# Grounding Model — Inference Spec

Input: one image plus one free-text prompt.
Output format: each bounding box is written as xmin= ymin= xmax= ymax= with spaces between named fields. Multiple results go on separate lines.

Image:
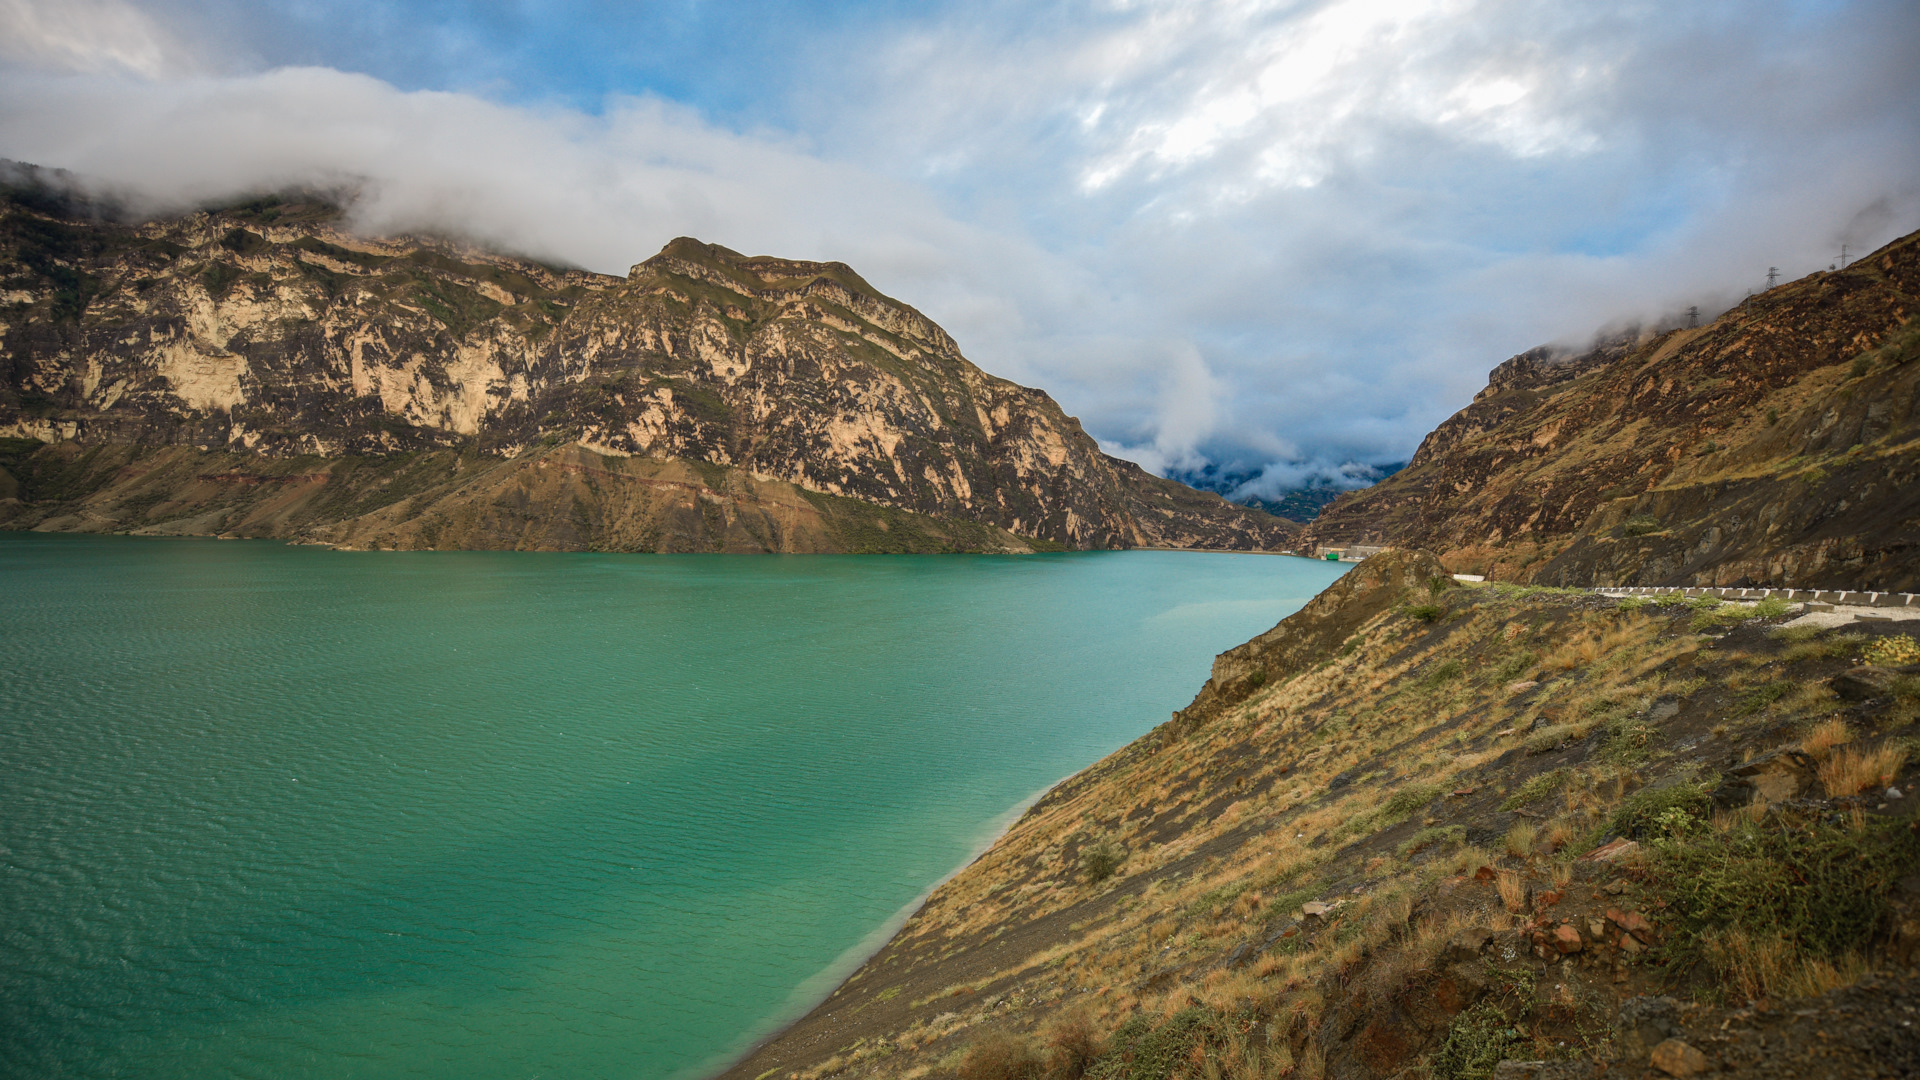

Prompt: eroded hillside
xmin=0 ymin=168 xmax=1290 ymax=552
xmin=725 ymin=551 xmax=1920 ymax=1080
xmin=1301 ymin=229 xmax=1920 ymax=590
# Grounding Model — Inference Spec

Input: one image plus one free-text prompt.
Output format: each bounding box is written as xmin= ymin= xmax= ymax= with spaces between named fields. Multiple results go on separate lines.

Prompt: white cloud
xmin=0 ymin=0 xmax=197 ymax=77
xmin=1 ymin=1 xmax=1917 ymax=498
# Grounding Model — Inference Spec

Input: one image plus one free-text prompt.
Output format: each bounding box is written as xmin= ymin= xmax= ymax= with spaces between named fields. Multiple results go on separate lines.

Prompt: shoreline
xmin=694 ymin=773 xmax=1077 ymax=1080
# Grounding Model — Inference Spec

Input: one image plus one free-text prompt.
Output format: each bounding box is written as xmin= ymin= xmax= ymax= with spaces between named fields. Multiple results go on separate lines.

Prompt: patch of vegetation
xmin=1429 ymin=1002 xmax=1522 ymax=1080
xmin=1086 ymin=1007 xmax=1229 ymax=1080
xmin=1750 ymin=596 xmax=1793 ymax=618
xmin=1616 ymin=595 xmax=1653 ymax=612
xmin=1608 ymin=778 xmax=1713 ymax=839
xmin=1398 ymin=824 xmax=1466 ymax=857
xmin=200 ymin=261 xmax=243 ymax=298
xmin=1621 ymin=513 xmax=1661 ymax=537
xmin=1736 ymin=682 xmax=1791 ymax=715
xmin=1865 ymin=634 xmax=1920 ymax=666
xmin=1491 ymin=650 xmax=1538 ymax=683
xmin=1384 ymin=782 xmax=1447 ymax=820
xmin=1080 ymin=840 xmax=1125 ymax=885
xmin=1422 ymin=660 xmax=1465 ymax=688
xmin=1406 ymin=603 xmax=1445 ymax=623
xmin=1499 ymin=768 xmax=1567 ymax=811
xmin=1599 ymin=717 xmax=1660 ymax=764
xmin=1646 ymin=813 xmax=1920 ymax=994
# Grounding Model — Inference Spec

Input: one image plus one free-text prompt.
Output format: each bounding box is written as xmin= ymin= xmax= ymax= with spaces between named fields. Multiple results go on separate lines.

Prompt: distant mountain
xmin=1168 ymin=462 xmax=1404 ymax=524
xmin=0 ymin=166 xmax=1293 ymax=553
xmin=1302 ymin=226 xmax=1920 ymax=590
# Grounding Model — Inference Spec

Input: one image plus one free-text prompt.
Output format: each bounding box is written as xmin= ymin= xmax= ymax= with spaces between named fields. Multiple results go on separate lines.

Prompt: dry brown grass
xmin=1818 ymin=742 xmax=1908 ymax=796
xmin=1504 ymin=820 xmax=1538 ymax=858
xmin=1543 ymin=816 xmax=1577 ymax=851
xmin=1496 ymin=869 xmax=1528 ymax=913
xmin=1801 ymin=718 xmax=1852 ymax=759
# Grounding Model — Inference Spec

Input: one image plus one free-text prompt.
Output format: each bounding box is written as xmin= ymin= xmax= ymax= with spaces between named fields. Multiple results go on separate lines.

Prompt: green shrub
xmin=1492 ymin=651 xmax=1538 ymax=683
xmin=1646 ymin=813 xmax=1920 ymax=973
xmin=1751 ymin=596 xmax=1792 ymax=618
xmin=1608 ymin=779 xmax=1713 ymax=839
xmin=1081 ymin=840 xmax=1126 ymax=884
xmin=1599 ymin=718 xmax=1660 ymax=764
xmin=1622 ymin=514 xmax=1661 ymax=537
xmin=1616 ymin=595 xmax=1653 ymax=612
xmin=1736 ymin=682 xmax=1791 ymax=715
xmin=1499 ymin=768 xmax=1567 ymax=811
xmin=1429 ymin=1003 xmax=1522 ymax=1080
xmin=1406 ymin=603 xmax=1445 ymax=623
xmin=1087 ymin=1007 xmax=1227 ymax=1080
xmin=1423 ymin=660 xmax=1465 ymax=688
xmin=1399 ymin=824 xmax=1467 ymax=857
xmin=1385 ymin=782 xmax=1447 ymax=820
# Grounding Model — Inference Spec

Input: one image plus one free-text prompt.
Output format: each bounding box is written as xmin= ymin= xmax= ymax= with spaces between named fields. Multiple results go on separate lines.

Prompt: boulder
xmin=1832 ymin=665 xmax=1900 ymax=701
xmin=1615 ymin=995 xmax=1682 ymax=1057
xmin=1650 ymin=1038 xmax=1710 ymax=1076
xmin=1441 ymin=926 xmax=1496 ymax=964
xmin=1715 ymin=748 xmax=1814 ymax=805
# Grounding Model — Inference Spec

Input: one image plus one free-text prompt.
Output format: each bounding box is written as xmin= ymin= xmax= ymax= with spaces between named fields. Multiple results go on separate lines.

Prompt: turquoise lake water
xmin=0 ymin=534 xmax=1347 ymax=1080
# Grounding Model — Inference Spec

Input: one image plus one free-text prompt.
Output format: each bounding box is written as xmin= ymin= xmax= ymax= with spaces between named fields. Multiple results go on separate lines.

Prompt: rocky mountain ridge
xmin=1301 ymin=228 xmax=1920 ymax=590
xmin=0 ymin=168 xmax=1292 ymax=552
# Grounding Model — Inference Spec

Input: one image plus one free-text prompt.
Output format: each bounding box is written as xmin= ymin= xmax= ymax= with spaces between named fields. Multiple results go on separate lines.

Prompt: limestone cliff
xmin=0 ymin=167 xmax=1292 ymax=553
xmin=1302 ymin=228 xmax=1920 ymax=590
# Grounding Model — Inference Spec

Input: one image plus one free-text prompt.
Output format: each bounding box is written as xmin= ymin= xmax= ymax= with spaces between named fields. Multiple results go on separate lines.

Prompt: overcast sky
xmin=2 ymin=0 xmax=1916 ymax=495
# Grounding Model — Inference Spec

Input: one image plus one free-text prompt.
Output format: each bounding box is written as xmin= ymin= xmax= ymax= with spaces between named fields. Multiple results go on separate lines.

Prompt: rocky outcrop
xmin=0 ymin=170 xmax=1294 ymax=552
xmin=1303 ymin=228 xmax=1920 ymax=589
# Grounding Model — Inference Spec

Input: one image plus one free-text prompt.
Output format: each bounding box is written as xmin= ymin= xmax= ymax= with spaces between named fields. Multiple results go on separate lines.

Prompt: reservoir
xmin=0 ymin=534 xmax=1345 ymax=1080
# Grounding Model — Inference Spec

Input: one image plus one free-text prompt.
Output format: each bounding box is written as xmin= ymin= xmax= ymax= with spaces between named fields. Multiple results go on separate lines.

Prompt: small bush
xmin=961 ymin=1031 xmax=1046 ymax=1080
xmin=1406 ymin=603 xmax=1446 ymax=623
xmin=1525 ymin=724 xmax=1576 ymax=754
xmin=1647 ymin=813 xmax=1920 ymax=991
xmin=1086 ymin=1007 xmax=1226 ymax=1080
xmin=1600 ymin=716 xmax=1660 ymax=764
xmin=1737 ymin=682 xmax=1791 ymax=715
xmin=1385 ymin=782 xmax=1447 ymax=820
xmin=1081 ymin=839 xmax=1126 ymax=884
xmin=1499 ymin=768 xmax=1567 ymax=811
xmin=1617 ymin=595 xmax=1653 ymax=612
xmin=1610 ymin=778 xmax=1713 ymax=839
xmin=1800 ymin=718 xmax=1851 ymax=758
xmin=1865 ymin=634 xmax=1920 ymax=666
xmin=1492 ymin=650 xmax=1538 ymax=683
xmin=1751 ymin=596 xmax=1792 ymax=618
xmin=1042 ymin=1011 xmax=1104 ymax=1080
xmin=1430 ymin=1002 xmax=1522 ymax=1080
xmin=1423 ymin=660 xmax=1465 ymax=688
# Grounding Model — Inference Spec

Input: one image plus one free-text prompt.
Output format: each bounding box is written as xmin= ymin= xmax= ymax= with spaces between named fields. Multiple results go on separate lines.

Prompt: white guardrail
xmin=1593 ymin=585 xmax=1919 ymax=609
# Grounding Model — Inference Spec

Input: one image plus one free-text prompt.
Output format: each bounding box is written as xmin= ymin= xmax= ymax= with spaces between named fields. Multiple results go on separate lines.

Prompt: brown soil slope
xmin=1302 ymin=229 xmax=1920 ymax=590
xmin=723 ymin=552 xmax=1920 ymax=1080
xmin=0 ymin=170 xmax=1291 ymax=552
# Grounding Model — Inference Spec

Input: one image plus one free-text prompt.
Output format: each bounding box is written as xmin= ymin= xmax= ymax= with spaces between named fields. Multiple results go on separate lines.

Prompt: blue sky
xmin=3 ymin=0 xmax=1917 ymax=494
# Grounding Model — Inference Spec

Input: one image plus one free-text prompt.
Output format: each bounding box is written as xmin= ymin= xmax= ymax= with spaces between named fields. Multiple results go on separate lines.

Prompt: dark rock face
xmin=0 ymin=177 xmax=1293 ymax=552
xmin=1302 ymin=228 xmax=1920 ymax=589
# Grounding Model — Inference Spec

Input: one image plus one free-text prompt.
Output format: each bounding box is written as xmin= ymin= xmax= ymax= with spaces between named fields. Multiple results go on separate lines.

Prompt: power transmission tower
xmin=1840 ymin=243 xmax=1849 ymax=268
xmin=1687 ymin=305 xmax=1699 ymax=329
xmin=1767 ymin=267 xmax=1779 ymax=289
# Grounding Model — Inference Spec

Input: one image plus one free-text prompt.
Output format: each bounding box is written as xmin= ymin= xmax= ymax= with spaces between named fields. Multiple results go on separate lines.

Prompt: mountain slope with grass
xmin=724 ymin=551 xmax=1920 ymax=1080
xmin=1300 ymin=228 xmax=1920 ymax=590
xmin=0 ymin=164 xmax=1291 ymax=553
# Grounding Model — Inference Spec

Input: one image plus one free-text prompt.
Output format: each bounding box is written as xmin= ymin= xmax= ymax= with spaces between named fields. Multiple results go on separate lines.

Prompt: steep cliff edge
xmin=1302 ymin=228 xmax=1920 ymax=590
xmin=720 ymin=553 xmax=1920 ymax=1080
xmin=0 ymin=168 xmax=1292 ymax=552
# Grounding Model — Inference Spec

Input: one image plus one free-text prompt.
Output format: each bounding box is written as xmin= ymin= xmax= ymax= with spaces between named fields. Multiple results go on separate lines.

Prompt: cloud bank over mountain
xmin=3 ymin=0 xmax=1916 ymax=492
